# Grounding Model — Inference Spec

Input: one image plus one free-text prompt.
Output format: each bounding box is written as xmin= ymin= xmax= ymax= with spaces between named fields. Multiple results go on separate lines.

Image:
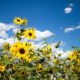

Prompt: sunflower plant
xmin=0 ymin=17 xmax=80 ymax=80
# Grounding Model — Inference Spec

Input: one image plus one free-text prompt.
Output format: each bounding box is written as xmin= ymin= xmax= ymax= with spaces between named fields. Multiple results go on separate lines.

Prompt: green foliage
xmin=55 ymin=41 xmax=61 ymax=48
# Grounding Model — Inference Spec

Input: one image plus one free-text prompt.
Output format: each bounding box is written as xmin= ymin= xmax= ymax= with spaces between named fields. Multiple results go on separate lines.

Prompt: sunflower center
xmin=29 ymin=33 xmax=32 ymax=36
xmin=22 ymin=72 xmax=25 ymax=74
xmin=39 ymin=68 xmax=42 ymax=70
xmin=19 ymin=48 xmax=25 ymax=54
xmin=17 ymin=19 xmax=20 ymax=22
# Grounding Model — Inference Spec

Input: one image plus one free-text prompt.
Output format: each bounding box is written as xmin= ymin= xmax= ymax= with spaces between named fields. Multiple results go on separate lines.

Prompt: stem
xmin=14 ymin=25 xmax=20 ymax=43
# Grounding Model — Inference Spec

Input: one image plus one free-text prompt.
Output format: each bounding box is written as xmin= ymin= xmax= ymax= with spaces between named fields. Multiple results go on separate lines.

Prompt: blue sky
xmin=0 ymin=0 xmax=80 ymax=50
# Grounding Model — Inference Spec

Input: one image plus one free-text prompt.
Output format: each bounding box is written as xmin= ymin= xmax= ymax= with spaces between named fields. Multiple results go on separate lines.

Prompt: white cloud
xmin=64 ymin=7 xmax=72 ymax=14
xmin=60 ymin=51 xmax=72 ymax=59
xmin=49 ymin=42 xmax=72 ymax=59
xmin=0 ymin=23 xmax=16 ymax=31
xmin=0 ymin=23 xmax=16 ymax=38
xmin=0 ymin=31 xmax=8 ymax=38
xmin=0 ymin=37 xmax=18 ymax=48
xmin=64 ymin=25 xmax=80 ymax=33
xmin=13 ymin=28 xmax=17 ymax=33
xmin=35 ymin=30 xmax=53 ymax=41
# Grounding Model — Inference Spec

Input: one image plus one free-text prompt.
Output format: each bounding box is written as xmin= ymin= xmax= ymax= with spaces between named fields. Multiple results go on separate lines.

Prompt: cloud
xmin=64 ymin=7 xmax=72 ymax=14
xmin=60 ymin=51 xmax=72 ymax=59
xmin=0 ymin=31 xmax=8 ymax=38
xmin=35 ymin=30 xmax=53 ymax=41
xmin=0 ymin=37 xmax=18 ymax=48
xmin=64 ymin=25 xmax=80 ymax=32
xmin=0 ymin=23 xmax=16 ymax=31
xmin=0 ymin=23 xmax=16 ymax=38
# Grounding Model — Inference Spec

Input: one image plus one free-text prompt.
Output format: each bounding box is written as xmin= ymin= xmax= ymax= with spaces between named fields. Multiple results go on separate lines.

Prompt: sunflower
xmin=24 ymin=27 xmax=36 ymax=40
xmin=10 ymin=41 xmax=29 ymax=59
xmin=46 ymin=45 xmax=51 ymax=50
xmin=17 ymin=69 xmax=26 ymax=77
xmin=25 ymin=55 xmax=32 ymax=63
xmin=36 ymin=64 xmax=43 ymax=73
xmin=3 ymin=42 xmax=10 ymax=52
xmin=42 ymin=46 xmax=52 ymax=56
xmin=68 ymin=51 xmax=77 ymax=61
xmin=53 ymin=59 xmax=56 ymax=64
xmin=27 ymin=42 xmax=32 ymax=47
xmin=12 ymin=64 xmax=17 ymax=70
xmin=0 ymin=64 xmax=6 ymax=72
xmin=23 ymin=18 xmax=28 ymax=27
xmin=16 ymin=42 xmax=29 ymax=59
xmin=13 ymin=17 xmax=23 ymax=25
xmin=10 ymin=41 xmax=21 ymax=58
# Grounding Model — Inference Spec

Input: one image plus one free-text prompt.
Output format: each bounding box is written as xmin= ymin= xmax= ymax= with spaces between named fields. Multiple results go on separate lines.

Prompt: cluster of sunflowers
xmin=0 ymin=17 xmax=80 ymax=80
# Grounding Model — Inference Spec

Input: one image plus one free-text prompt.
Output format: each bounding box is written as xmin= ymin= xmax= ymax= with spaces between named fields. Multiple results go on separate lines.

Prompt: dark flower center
xmin=19 ymin=48 xmax=25 ymax=54
xmin=22 ymin=72 xmax=25 ymax=74
xmin=29 ymin=33 xmax=32 ymax=36
xmin=39 ymin=68 xmax=42 ymax=70
xmin=17 ymin=19 xmax=20 ymax=22
xmin=48 ymin=70 xmax=53 ymax=74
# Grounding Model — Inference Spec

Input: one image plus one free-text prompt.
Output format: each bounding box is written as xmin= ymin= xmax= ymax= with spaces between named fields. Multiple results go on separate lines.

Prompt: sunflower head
xmin=24 ymin=28 xmax=36 ymax=40
xmin=13 ymin=17 xmax=23 ymax=25
xmin=3 ymin=42 xmax=10 ymax=52
xmin=10 ymin=41 xmax=29 ymax=59
xmin=19 ymin=48 xmax=25 ymax=54
xmin=36 ymin=64 xmax=43 ymax=73
xmin=23 ymin=18 xmax=28 ymax=27
xmin=0 ymin=64 xmax=6 ymax=72
xmin=17 ymin=69 xmax=26 ymax=77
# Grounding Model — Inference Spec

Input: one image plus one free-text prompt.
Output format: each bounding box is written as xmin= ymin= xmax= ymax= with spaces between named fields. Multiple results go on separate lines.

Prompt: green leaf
xmin=20 ymin=29 xmax=24 ymax=33
xmin=16 ymin=33 xmax=23 ymax=40
xmin=55 ymin=41 xmax=61 ymax=48
xmin=0 ymin=58 xmax=12 ymax=65
xmin=0 ymin=49 xmax=4 ymax=52
xmin=41 ymin=42 xmax=47 ymax=45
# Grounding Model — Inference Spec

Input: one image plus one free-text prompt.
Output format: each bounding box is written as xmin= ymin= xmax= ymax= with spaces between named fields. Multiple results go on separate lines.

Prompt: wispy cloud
xmin=64 ymin=25 xmax=80 ymax=32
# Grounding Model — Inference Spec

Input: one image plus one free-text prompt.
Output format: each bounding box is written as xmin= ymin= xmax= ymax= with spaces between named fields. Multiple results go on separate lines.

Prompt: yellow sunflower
xmin=42 ymin=46 xmax=52 ymax=57
xmin=10 ymin=41 xmax=29 ymax=59
xmin=3 ymin=42 xmax=10 ymax=52
xmin=25 ymin=55 xmax=32 ymax=63
xmin=68 ymin=51 xmax=77 ymax=61
xmin=13 ymin=17 xmax=23 ymax=25
xmin=16 ymin=42 xmax=29 ymax=59
xmin=36 ymin=64 xmax=43 ymax=73
xmin=53 ymin=59 xmax=56 ymax=64
xmin=46 ymin=45 xmax=51 ymax=50
xmin=17 ymin=69 xmax=26 ymax=77
xmin=23 ymin=18 xmax=28 ymax=27
xmin=0 ymin=64 xmax=6 ymax=72
xmin=10 ymin=41 xmax=21 ymax=58
xmin=24 ymin=27 xmax=36 ymax=40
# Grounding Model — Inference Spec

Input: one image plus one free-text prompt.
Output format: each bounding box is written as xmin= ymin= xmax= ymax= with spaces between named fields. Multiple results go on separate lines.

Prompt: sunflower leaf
xmin=0 ymin=49 xmax=4 ymax=52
